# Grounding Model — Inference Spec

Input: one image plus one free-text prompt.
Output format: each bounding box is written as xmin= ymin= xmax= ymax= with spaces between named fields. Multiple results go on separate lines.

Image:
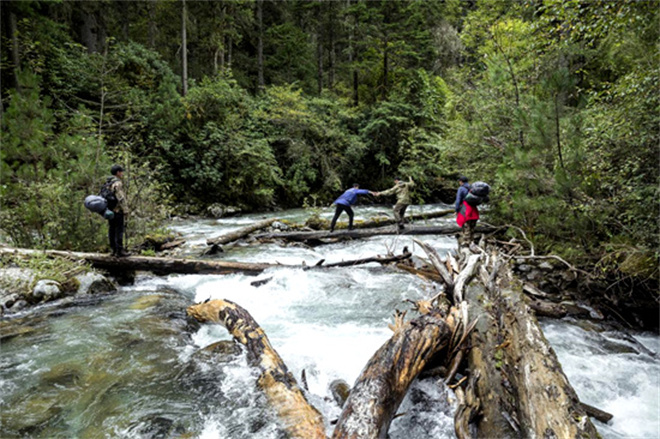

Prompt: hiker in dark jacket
xmin=455 ymin=175 xmax=479 ymax=246
xmin=330 ymin=184 xmax=375 ymax=232
xmin=106 ymin=165 xmax=131 ymax=257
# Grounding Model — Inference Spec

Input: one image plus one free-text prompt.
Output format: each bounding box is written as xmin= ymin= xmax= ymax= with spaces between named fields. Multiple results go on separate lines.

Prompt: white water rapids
xmin=0 ymin=204 xmax=657 ymax=438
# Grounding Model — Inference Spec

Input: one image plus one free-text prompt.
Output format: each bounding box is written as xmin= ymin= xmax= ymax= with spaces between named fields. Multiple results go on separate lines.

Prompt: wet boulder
xmin=31 ymin=280 xmax=63 ymax=303
xmin=206 ymin=203 xmax=242 ymax=218
xmin=75 ymin=272 xmax=116 ymax=296
xmin=271 ymin=221 xmax=290 ymax=231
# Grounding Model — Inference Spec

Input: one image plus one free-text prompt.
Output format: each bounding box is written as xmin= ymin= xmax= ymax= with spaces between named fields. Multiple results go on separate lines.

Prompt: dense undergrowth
xmin=1 ymin=1 xmax=657 ymax=290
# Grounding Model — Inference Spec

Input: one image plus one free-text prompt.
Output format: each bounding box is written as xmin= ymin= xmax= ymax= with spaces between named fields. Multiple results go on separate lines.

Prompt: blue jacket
xmin=455 ymin=183 xmax=471 ymax=212
xmin=334 ymin=188 xmax=371 ymax=206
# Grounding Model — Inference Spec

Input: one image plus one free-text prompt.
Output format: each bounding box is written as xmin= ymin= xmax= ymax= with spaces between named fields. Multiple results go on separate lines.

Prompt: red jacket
xmin=456 ymin=201 xmax=479 ymax=227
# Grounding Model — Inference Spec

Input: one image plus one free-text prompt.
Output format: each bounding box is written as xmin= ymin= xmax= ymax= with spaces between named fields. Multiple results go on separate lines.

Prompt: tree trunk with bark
xmin=206 ymin=218 xmax=279 ymax=247
xmin=0 ymin=247 xmax=275 ymax=276
xmin=332 ymin=310 xmax=453 ymax=439
xmin=257 ymin=0 xmax=264 ymax=90
xmin=257 ymin=224 xmax=492 ymax=243
xmin=187 ymin=299 xmax=326 ymax=439
xmin=312 ymin=208 xmax=454 ymax=231
xmin=460 ymin=250 xmax=599 ymax=438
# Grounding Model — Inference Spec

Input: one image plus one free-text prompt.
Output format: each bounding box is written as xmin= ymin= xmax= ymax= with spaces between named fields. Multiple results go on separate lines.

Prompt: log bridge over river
xmin=2 ymin=215 xmax=613 ymax=438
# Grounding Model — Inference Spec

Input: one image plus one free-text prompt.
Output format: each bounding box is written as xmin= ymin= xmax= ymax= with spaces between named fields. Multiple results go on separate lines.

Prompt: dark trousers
xmin=459 ymin=219 xmax=477 ymax=246
xmin=330 ymin=204 xmax=354 ymax=231
xmin=108 ymin=212 xmax=125 ymax=254
xmin=393 ymin=203 xmax=409 ymax=228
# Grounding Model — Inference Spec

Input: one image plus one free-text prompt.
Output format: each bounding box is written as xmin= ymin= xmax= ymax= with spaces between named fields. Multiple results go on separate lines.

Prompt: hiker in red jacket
xmin=455 ymin=176 xmax=479 ymax=246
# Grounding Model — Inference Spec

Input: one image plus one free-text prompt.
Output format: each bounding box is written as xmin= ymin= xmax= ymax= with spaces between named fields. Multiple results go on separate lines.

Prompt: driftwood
xmin=413 ymin=239 xmax=455 ymax=298
xmin=409 ymin=241 xmax=602 ymax=437
xmin=0 ymin=247 xmax=275 ymax=276
xmin=206 ymin=218 xmax=279 ymax=247
xmin=314 ymin=209 xmax=455 ymax=230
xmin=257 ymin=224 xmax=494 ymax=243
xmin=395 ymin=263 xmax=443 ymax=283
xmin=187 ymin=299 xmax=326 ymax=439
xmin=309 ymin=251 xmax=411 ymax=269
xmin=580 ymin=401 xmax=614 ymax=424
xmin=332 ymin=310 xmax=453 ymax=439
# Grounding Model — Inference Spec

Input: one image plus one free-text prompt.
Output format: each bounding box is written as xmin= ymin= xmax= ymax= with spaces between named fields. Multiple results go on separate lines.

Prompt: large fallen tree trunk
xmin=187 ymin=299 xmax=326 ymax=439
xmin=332 ymin=310 xmax=453 ymax=439
xmin=257 ymin=224 xmax=493 ymax=243
xmin=206 ymin=218 xmax=278 ymax=247
xmin=461 ymin=250 xmax=599 ymax=438
xmin=0 ymin=247 xmax=275 ymax=276
xmin=2 ymin=246 xmax=412 ymax=277
xmin=312 ymin=209 xmax=455 ymax=230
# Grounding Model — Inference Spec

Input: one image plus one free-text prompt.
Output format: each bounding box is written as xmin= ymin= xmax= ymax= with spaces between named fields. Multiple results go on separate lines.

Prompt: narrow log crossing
xmin=256 ymin=224 xmax=494 ymax=242
xmin=0 ymin=247 xmax=275 ymax=275
xmin=0 ymin=247 xmax=410 ymax=276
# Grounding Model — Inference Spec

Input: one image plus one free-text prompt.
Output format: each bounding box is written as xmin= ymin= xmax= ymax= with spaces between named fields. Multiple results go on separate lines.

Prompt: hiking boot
xmin=116 ymin=249 xmax=132 ymax=257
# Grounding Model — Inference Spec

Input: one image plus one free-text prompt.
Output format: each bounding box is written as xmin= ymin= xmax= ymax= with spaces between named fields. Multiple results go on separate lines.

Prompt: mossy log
xmin=206 ymin=218 xmax=279 ymax=246
xmin=331 ymin=310 xmax=453 ymax=439
xmin=0 ymin=247 xmax=275 ymax=276
xmin=186 ymin=299 xmax=326 ymax=439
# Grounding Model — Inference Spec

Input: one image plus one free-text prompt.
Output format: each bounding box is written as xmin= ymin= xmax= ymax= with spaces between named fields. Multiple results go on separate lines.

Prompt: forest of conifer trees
xmin=1 ymin=0 xmax=657 ymax=295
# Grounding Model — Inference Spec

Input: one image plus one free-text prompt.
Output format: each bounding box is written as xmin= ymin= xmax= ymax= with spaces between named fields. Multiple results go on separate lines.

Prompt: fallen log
xmin=187 ymin=299 xmax=326 ymax=439
xmin=0 ymin=247 xmax=275 ymax=276
xmin=580 ymin=401 xmax=614 ymax=424
xmin=1 ymin=247 xmax=415 ymax=278
xmin=309 ymin=251 xmax=411 ymax=268
xmin=206 ymin=218 xmax=279 ymax=246
xmin=463 ymin=253 xmax=599 ymax=438
xmin=257 ymin=224 xmax=493 ymax=243
xmin=332 ymin=310 xmax=453 ymax=439
xmin=310 ymin=209 xmax=455 ymax=230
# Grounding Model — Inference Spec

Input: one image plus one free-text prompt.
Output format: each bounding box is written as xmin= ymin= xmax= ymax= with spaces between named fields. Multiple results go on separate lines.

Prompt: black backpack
xmin=99 ymin=178 xmax=118 ymax=210
xmin=465 ymin=181 xmax=491 ymax=206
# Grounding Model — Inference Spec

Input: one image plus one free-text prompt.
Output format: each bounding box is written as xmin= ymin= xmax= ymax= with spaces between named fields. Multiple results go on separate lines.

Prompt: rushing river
xmin=1 ymin=204 xmax=657 ymax=438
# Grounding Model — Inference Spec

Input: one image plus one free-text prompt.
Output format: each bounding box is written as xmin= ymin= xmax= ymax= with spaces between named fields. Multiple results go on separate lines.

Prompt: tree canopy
xmin=1 ymin=0 xmax=657 ymax=288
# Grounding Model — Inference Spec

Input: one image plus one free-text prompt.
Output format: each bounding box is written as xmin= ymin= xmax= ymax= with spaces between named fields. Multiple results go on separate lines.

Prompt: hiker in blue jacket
xmin=454 ymin=175 xmax=471 ymax=212
xmin=330 ymin=184 xmax=375 ymax=232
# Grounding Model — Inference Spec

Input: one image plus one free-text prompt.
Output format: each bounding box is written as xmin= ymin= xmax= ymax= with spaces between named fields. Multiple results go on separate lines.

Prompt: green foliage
xmin=172 ymin=75 xmax=282 ymax=209
xmin=0 ymin=252 xmax=92 ymax=296
xmin=253 ymin=85 xmax=362 ymax=205
xmin=1 ymin=0 xmax=657 ymax=291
